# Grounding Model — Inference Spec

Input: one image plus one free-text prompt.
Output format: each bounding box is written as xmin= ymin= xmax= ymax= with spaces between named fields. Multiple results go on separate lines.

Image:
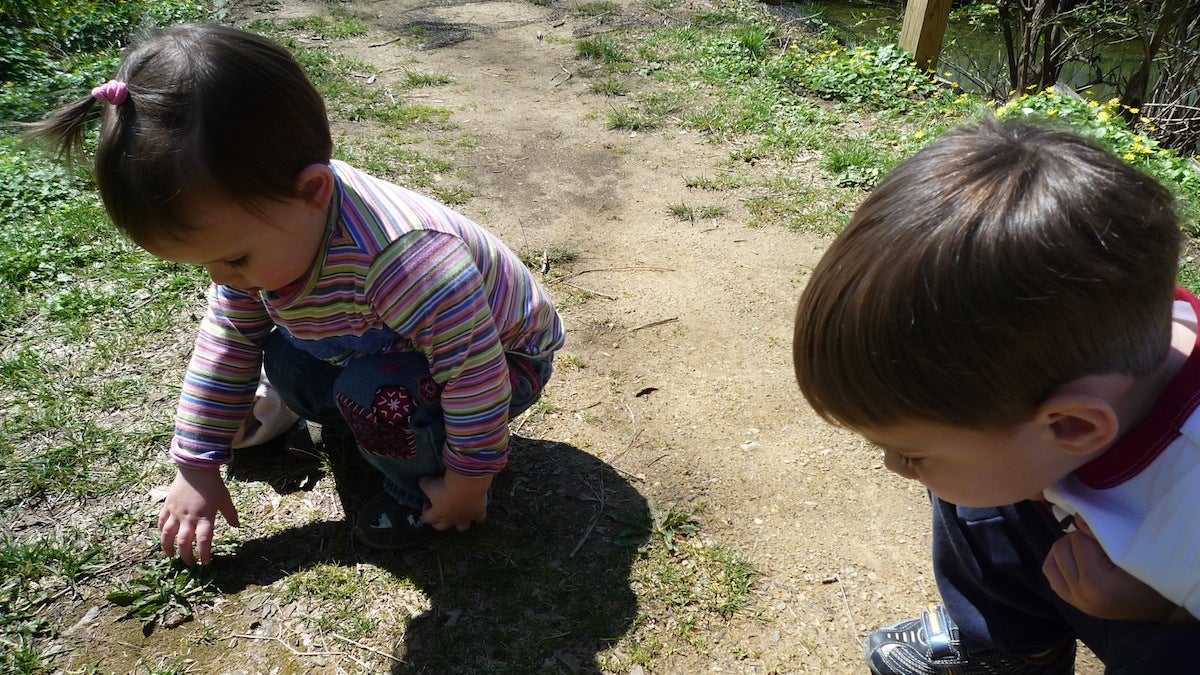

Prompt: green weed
xmin=107 ymin=558 xmax=218 ymax=628
xmin=431 ymin=184 xmax=473 ymax=204
xmin=819 ymin=137 xmax=895 ymax=188
xmin=560 ymin=354 xmax=587 ymax=369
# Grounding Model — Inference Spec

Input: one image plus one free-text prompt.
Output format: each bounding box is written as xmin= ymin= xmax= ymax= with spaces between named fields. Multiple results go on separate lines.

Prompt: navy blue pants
xmin=263 ymin=330 xmax=552 ymax=508
xmin=934 ymin=496 xmax=1200 ymax=673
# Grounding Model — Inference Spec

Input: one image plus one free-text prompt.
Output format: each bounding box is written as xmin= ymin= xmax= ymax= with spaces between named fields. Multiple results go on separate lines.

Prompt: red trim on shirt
xmin=1073 ymin=287 xmax=1200 ymax=489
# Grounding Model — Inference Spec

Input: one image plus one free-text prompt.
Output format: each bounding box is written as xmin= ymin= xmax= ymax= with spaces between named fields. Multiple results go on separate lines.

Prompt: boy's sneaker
xmin=353 ymin=493 xmax=439 ymax=551
xmin=866 ymin=603 xmax=1075 ymax=675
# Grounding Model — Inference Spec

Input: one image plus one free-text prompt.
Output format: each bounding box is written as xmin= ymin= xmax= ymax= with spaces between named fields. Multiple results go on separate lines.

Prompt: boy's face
xmin=142 ymin=194 xmax=327 ymax=295
xmin=858 ymin=419 xmax=1093 ymax=507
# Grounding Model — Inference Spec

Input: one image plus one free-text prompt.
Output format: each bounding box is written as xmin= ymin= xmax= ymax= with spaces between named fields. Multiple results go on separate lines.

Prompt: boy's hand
xmin=418 ymin=470 xmax=492 ymax=532
xmin=1042 ymin=517 xmax=1175 ymax=622
xmin=157 ymin=465 xmax=240 ymax=566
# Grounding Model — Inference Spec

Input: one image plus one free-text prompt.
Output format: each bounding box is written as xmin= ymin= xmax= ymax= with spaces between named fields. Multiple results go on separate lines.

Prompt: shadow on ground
xmin=220 ymin=433 xmax=651 ymax=673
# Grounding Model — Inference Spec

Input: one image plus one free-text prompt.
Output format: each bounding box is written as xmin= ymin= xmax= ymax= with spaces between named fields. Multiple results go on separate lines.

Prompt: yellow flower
xmin=1122 ymin=153 xmax=1135 ymax=161
xmin=1096 ymin=111 xmax=1110 ymax=122
xmin=913 ymin=130 xmax=926 ymax=139
xmin=1087 ymin=100 xmax=1099 ymax=107
xmin=1046 ymin=109 xmax=1058 ymax=117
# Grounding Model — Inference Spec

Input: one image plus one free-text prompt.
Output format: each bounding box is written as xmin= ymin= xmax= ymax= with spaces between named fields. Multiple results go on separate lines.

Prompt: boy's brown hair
xmin=27 ymin=24 xmax=332 ymax=245
xmin=793 ymin=116 xmax=1182 ymax=431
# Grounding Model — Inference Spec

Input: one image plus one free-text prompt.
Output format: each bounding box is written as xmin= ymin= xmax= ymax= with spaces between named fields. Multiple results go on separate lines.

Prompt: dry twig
xmin=570 ymin=475 xmax=606 ymax=558
xmin=562 ymin=281 xmax=617 ymax=300
xmin=547 ymin=265 xmax=674 ymax=284
xmin=333 ymin=633 xmax=407 ymax=664
xmin=630 ymin=316 xmax=678 ymax=332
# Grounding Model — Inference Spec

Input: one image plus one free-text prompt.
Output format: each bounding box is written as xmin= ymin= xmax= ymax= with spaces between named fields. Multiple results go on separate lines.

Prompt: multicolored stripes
xmin=170 ymin=161 xmax=564 ymax=474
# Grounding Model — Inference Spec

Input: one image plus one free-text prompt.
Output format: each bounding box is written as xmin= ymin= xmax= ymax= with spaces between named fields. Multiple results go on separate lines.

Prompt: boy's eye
xmin=227 ymin=256 xmax=248 ymax=269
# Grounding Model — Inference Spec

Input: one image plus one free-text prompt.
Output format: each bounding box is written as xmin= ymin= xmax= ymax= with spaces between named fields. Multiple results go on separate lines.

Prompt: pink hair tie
xmin=91 ymin=80 xmax=128 ymax=105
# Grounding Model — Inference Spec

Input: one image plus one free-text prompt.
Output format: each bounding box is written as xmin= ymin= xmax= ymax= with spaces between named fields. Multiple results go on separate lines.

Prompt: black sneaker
xmin=353 ymin=493 xmax=439 ymax=551
xmin=866 ymin=604 xmax=1075 ymax=675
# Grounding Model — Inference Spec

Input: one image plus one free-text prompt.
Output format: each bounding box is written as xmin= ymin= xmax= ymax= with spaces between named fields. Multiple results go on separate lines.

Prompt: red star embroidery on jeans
xmin=336 ymin=386 xmax=418 ymax=459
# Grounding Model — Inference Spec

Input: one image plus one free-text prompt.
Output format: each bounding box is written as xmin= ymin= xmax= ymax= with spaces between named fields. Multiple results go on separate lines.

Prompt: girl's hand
xmin=157 ymin=465 xmax=240 ymax=565
xmin=418 ymin=470 xmax=492 ymax=532
xmin=1042 ymin=516 xmax=1176 ymax=622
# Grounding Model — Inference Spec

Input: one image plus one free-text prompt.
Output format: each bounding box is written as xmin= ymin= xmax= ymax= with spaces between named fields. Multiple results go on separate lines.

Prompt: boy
xmin=792 ymin=117 xmax=1200 ymax=673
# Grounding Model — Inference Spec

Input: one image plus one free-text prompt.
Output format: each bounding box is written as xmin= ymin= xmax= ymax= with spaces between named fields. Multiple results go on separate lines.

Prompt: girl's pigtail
xmin=24 ymin=89 xmax=112 ymax=165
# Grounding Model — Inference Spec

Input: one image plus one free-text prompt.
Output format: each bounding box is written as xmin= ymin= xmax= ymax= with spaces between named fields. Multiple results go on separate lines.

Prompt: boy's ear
xmin=293 ymin=163 xmax=335 ymax=210
xmin=1035 ymin=394 xmax=1119 ymax=456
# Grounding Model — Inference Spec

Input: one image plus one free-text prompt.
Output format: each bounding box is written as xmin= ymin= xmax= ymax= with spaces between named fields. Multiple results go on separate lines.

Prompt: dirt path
xmin=285 ymin=0 xmax=933 ymax=671
xmin=279 ymin=0 xmax=946 ymax=670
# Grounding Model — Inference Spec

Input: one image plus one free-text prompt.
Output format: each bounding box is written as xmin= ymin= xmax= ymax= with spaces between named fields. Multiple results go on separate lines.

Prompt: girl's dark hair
xmin=793 ymin=116 xmax=1182 ymax=430
xmin=27 ymin=23 xmax=332 ymax=244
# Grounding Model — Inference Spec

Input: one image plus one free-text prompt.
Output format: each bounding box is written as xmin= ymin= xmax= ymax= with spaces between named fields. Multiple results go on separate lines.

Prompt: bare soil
xmin=52 ymin=0 xmax=1104 ymax=672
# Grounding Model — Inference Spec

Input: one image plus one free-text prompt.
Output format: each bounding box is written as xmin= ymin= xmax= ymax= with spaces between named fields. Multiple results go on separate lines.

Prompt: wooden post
xmin=899 ymin=0 xmax=952 ymax=70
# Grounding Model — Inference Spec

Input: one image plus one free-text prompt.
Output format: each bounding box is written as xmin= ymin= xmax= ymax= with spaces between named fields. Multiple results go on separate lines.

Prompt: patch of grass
xmin=667 ymin=203 xmax=728 ymax=221
xmin=1 ymin=535 xmax=106 ymax=672
xmin=519 ymin=246 xmax=579 ymax=271
xmin=684 ymin=173 xmax=745 ymax=191
xmin=335 ymin=132 xmax=454 ymax=189
xmin=282 ymin=13 xmax=368 ymax=38
xmin=603 ymin=504 xmax=762 ymax=669
xmin=559 ymin=354 xmax=587 ymax=369
xmin=746 ymin=179 xmax=859 ymax=234
xmin=282 ymin=563 xmax=413 ymax=640
xmin=402 ymin=70 xmax=453 ymax=88
xmin=263 ymin=31 xmax=452 ymax=128
xmin=607 ymin=106 xmax=658 ymax=131
xmin=576 ymin=36 xmax=627 ymax=64
xmin=607 ymin=91 xmax=687 ymax=131
xmin=530 ymin=399 xmax=559 ymax=414
xmin=590 ymin=76 xmax=629 ymax=96
xmin=574 ymin=1 xmax=621 ymax=18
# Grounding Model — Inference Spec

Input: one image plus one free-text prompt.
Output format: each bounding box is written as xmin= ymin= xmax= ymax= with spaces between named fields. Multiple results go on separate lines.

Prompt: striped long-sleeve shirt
xmin=169 ymin=161 xmax=564 ymax=475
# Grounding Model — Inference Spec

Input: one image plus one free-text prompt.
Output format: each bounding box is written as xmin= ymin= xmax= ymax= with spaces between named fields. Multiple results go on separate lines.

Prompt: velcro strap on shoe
xmin=921 ymin=603 xmax=961 ymax=667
